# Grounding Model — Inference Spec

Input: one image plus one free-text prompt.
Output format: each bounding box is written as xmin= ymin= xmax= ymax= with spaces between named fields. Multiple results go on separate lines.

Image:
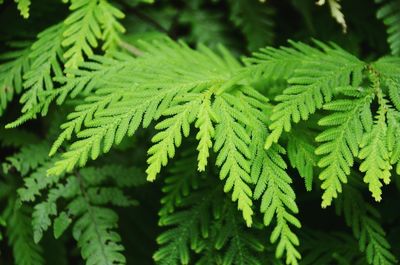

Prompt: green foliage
xmin=0 ymin=42 xmax=31 ymax=116
xmin=228 ymin=0 xmax=275 ymax=51
xmin=155 ymin=153 xmax=266 ymax=265
xmin=21 ymin=23 xmax=64 ymax=113
xmin=376 ymin=0 xmax=400 ymax=55
xmin=4 ymin=200 xmax=45 ymax=265
xmin=315 ymin=87 xmax=374 ymax=207
xmin=1 ymin=1 xmax=400 ymax=265
xmin=62 ymin=0 xmax=125 ymax=69
xmin=261 ymin=41 xmax=365 ymax=149
xmin=14 ymin=0 xmax=31 ymax=19
xmin=287 ymin=130 xmax=316 ymax=191
xmin=300 ymin=230 xmax=365 ymax=265
xmin=336 ymin=178 xmax=397 ymax=265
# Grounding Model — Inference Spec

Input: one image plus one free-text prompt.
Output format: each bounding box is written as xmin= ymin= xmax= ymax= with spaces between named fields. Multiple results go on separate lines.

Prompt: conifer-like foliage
xmin=0 ymin=0 xmax=400 ymax=264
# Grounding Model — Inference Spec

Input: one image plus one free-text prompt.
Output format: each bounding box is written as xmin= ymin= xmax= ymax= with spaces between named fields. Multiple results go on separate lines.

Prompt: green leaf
xmin=53 ymin=212 xmax=72 ymax=239
xmin=14 ymin=0 xmax=31 ymax=18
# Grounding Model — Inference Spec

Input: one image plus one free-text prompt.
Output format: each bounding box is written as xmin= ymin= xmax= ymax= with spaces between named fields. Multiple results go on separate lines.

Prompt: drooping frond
xmin=158 ymin=152 xmax=199 ymax=216
xmin=337 ymin=179 xmax=397 ymax=265
xmin=287 ymin=130 xmax=317 ymax=191
xmin=195 ymin=91 xmax=216 ymax=171
xmin=211 ymin=202 xmax=265 ymax=265
xmin=253 ymin=144 xmax=301 ymax=265
xmin=62 ymin=0 xmax=125 ymax=69
xmin=29 ymin=165 xmax=144 ymax=265
xmin=359 ymin=94 xmax=392 ymax=201
xmin=97 ymin=0 xmax=126 ymax=51
xmin=18 ymin=159 xmax=62 ymax=203
xmin=3 ymin=198 xmax=44 ymax=265
xmin=213 ymin=95 xmax=254 ymax=227
xmin=315 ymin=87 xmax=374 ymax=207
xmin=154 ymin=157 xmax=218 ymax=265
xmin=229 ymin=88 xmax=301 ymax=264
xmin=20 ymin=23 xmax=65 ymax=113
xmin=376 ymin=0 xmax=400 ymax=55
xmin=147 ymin=95 xmax=200 ymax=181
xmin=244 ymin=41 xmax=316 ymax=81
xmin=156 ymin=153 xmax=264 ymax=265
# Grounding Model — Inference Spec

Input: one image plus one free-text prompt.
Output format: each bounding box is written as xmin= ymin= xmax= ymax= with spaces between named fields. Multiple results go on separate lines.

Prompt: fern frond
xmin=228 ymin=88 xmax=301 ymax=264
xmin=7 ymin=52 xmax=134 ymax=127
xmin=376 ymin=0 xmax=400 ymax=55
xmin=195 ymin=91 xmax=216 ymax=171
xmin=48 ymin=86 xmax=183 ymax=176
xmin=159 ymin=153 xmax=199 ymax=216
xmin=4 ymin=142 xmax=50 ymax=176
xmin=73 ymin=205 xmax=126 ymax=265
xmin=213 ymin=203 xmax=264 ymax=265
xmin=253 ymin=144 xmax=301 ymax=265
xmin=0 ymin=42 xmax=31 ymax=116
xmin=287 ymin=130 xmax=317 ymax=191
xmin=147 ymin=95 xmax=200 ymax=181
xmin=56 ymin=53 xmax=134 ymax=103
xmin=387 ymin=109 xmax=400 ymax=174
xmin=18 ymin=159 xmax=63 ymax=203
xmin=3 ymin=198 xmax=44 ymax=265
xmin=62 ymin=0 xmax=125 ymax=69
xmin=213 ymin=95 xmax=254 ymax=227
xmin=244 ymin=41 xmax=315 ymax=81
xmin=228 ymin=0 xmax=275 ymax=51
xmin=30 ymin=165 xmax=143 ymax=264
xmin=372 ymin=56 xmax=400 ymax=79
xmin=20 ymin=23 xmax=65 ymax=113
xmin=155 ymin=170 xmax=218 ymax=264
xmin=337 ymin=180 xmax=397 ymax=265
xmin=315 ymin=87 xmax=374 ymax=207
xmin=63 ymin=0 xmax=101 ymax=69
xmin=97 ymin=0 xmax=126 ymax=51
xmin=359 ymin=96 xmax=392 ymax=201
xmin=156 ymin=154 xmax=263 ymax=265
xmin=265 ymin=42 xmax=365 ymax=149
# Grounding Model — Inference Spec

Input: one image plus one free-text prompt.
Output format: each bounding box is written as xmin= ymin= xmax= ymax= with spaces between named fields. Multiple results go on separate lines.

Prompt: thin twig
xmin=119 ymin=40 xmax=144 ymax=56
